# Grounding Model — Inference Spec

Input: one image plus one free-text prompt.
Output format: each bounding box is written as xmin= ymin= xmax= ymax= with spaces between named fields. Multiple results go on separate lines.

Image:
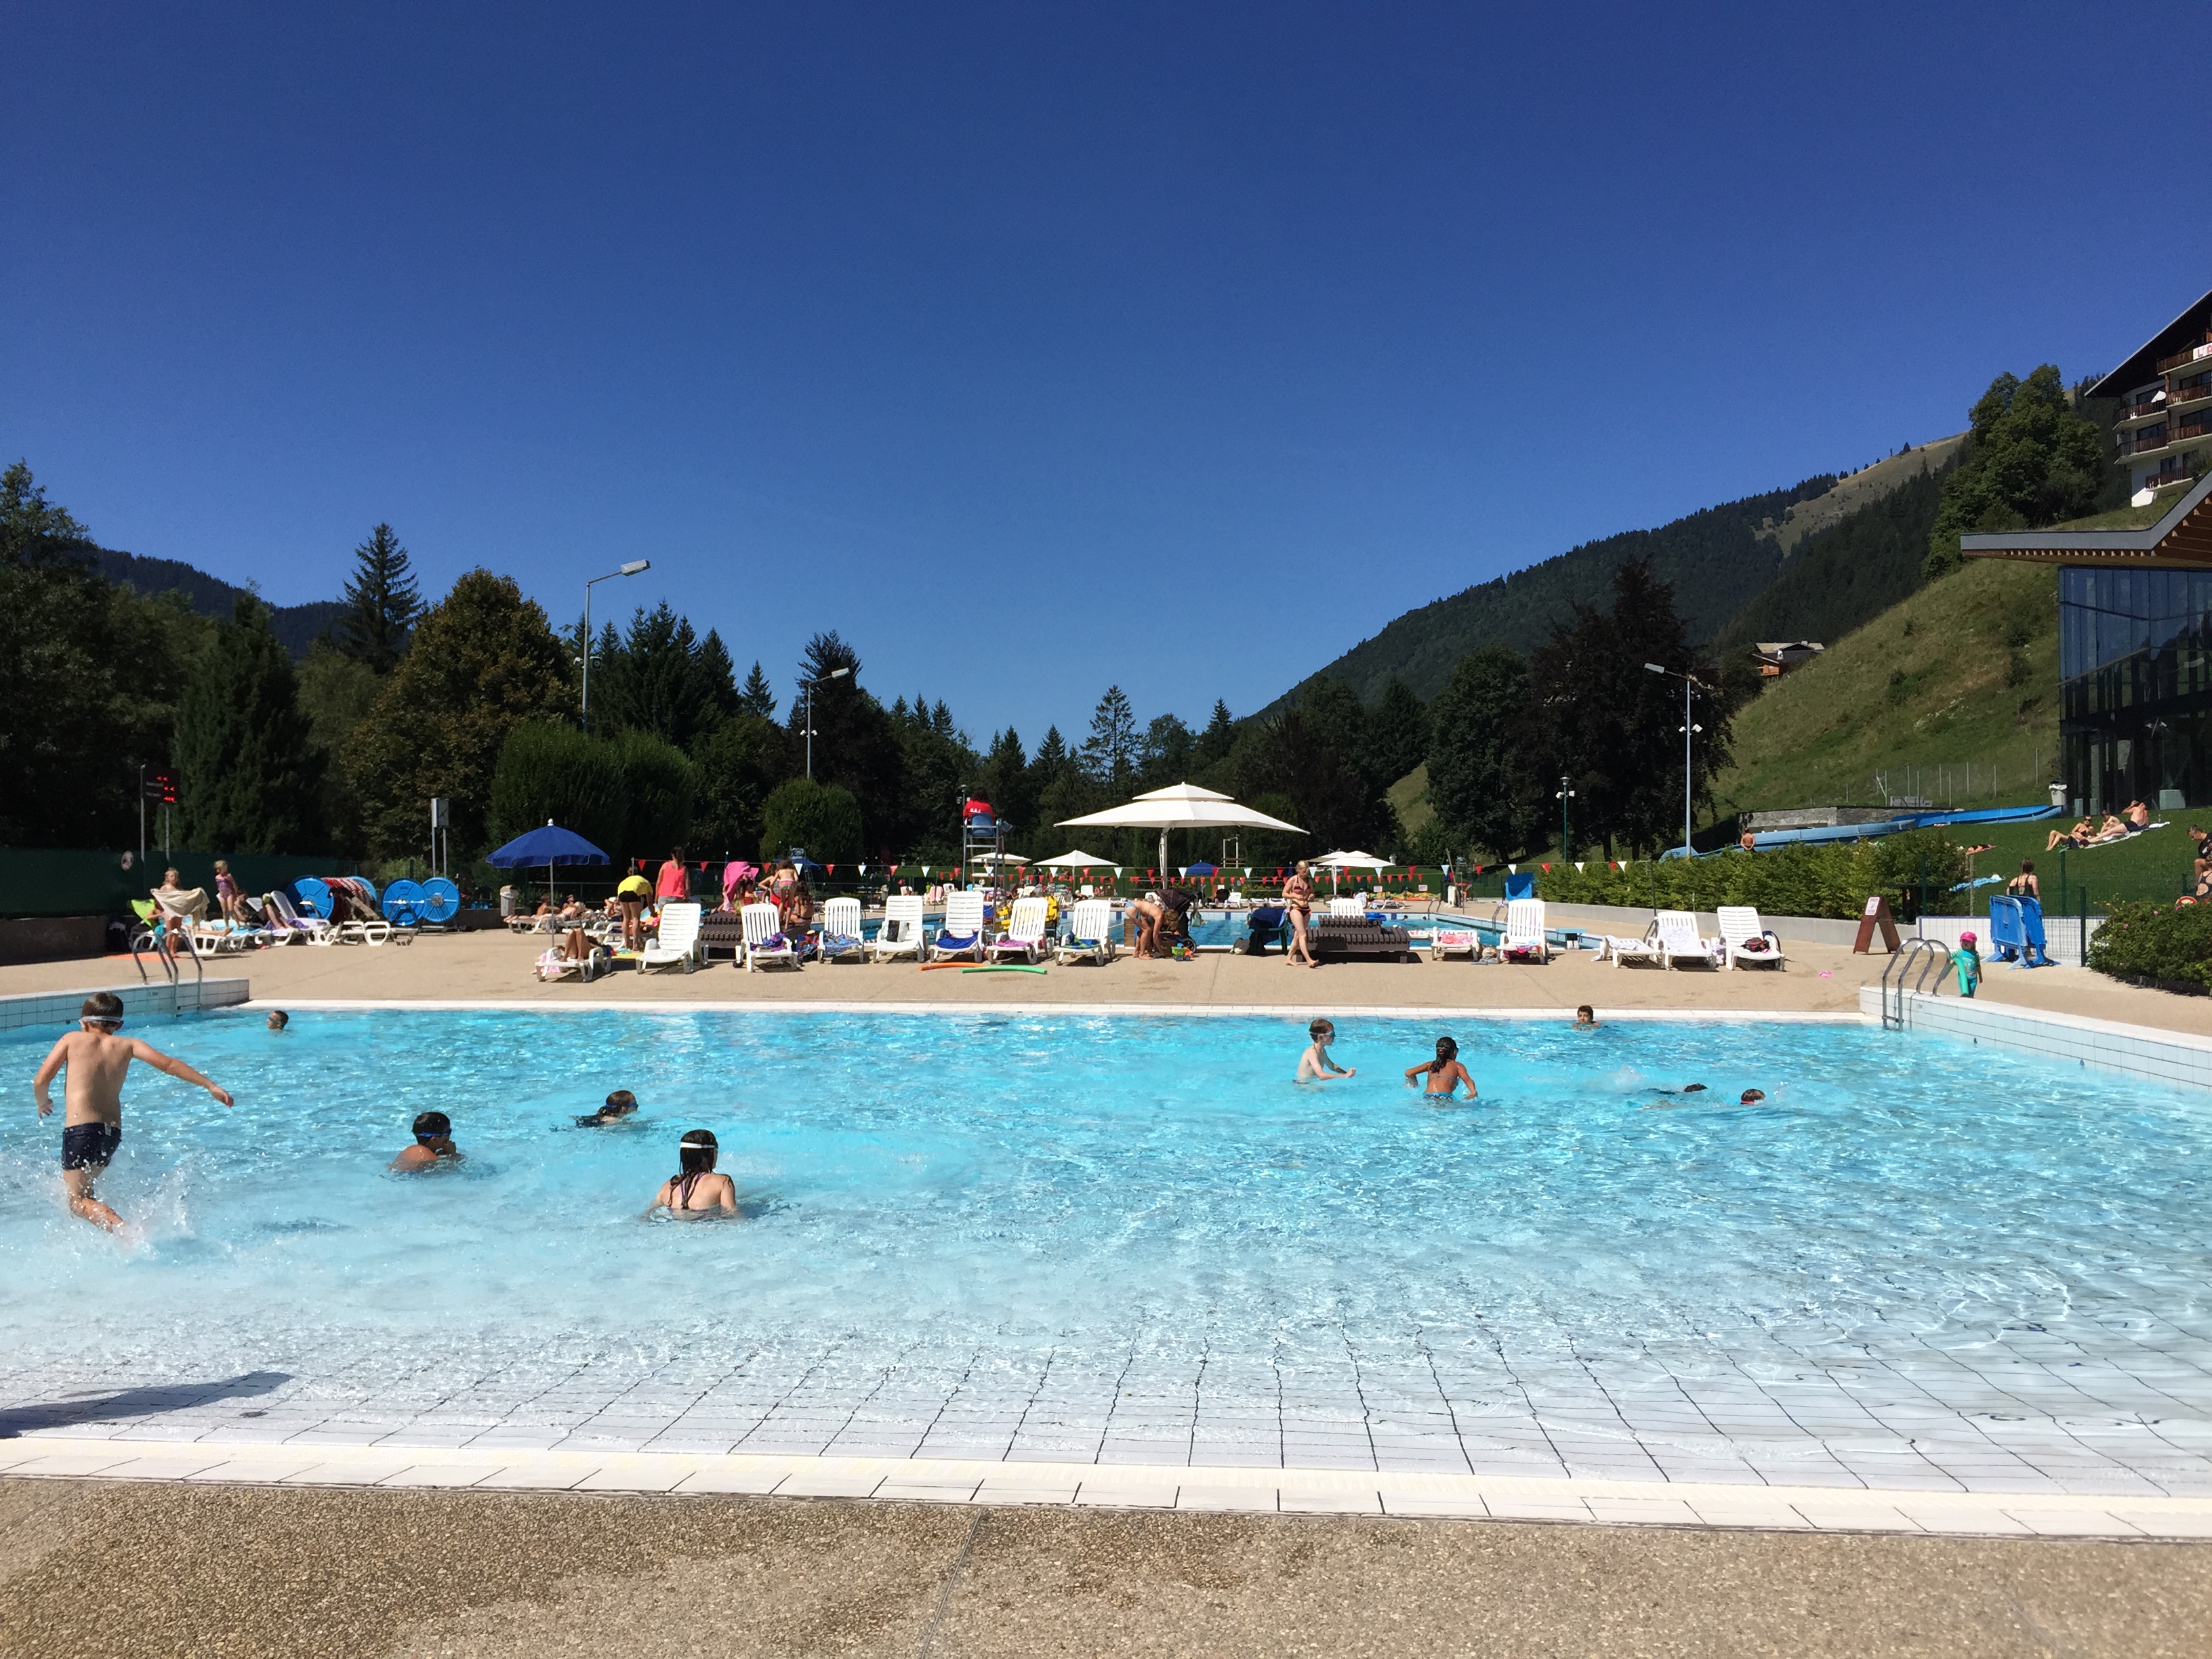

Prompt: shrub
xmin=760 ymin=777 xmax=862 ymax=866
xmin=487 ymin=721 xmax=626 ymax=855
xmin=2084 ymin=899 xmax=2212 ymax=989
xmin=1536 ymin=830 xmax=1967 ymax=921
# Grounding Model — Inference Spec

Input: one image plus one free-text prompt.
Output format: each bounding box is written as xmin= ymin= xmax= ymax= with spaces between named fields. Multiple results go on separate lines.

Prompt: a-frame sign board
xmin=1852 ymin=894 xmax=1903 ymax=954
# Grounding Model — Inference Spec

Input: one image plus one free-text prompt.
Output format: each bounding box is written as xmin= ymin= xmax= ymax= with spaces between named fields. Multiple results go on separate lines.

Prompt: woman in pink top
xmin=655 ymin=848 xmax=690 ymax=903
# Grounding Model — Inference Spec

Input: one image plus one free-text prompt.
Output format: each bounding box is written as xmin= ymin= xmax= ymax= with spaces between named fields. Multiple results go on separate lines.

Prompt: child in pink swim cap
xmin=1951 ymin=930 xmax=1981 ymax=998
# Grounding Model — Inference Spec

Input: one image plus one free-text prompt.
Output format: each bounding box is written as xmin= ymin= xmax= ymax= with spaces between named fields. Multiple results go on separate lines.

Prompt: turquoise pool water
xmin=5 ymin=1008 xmax=2209 ymax=1410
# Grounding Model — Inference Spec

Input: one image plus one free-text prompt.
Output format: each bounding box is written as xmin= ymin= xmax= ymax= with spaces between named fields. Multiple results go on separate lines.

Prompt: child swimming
xmin=1403 ymin=1036 xmax=1475 ymax=1098
xmin=650 ymin=1128 xmax=737 ymax=1216
xmin=1572 ymin=1005 xmax=1599 ymax=1029
xmin=1294 ymin=1019 xmax=1355 ymax=1082
xmin=392 ymin=1111 xmax=462 ymax=1171
xmin=577 ymin=1089 xmax=640 ymax=1128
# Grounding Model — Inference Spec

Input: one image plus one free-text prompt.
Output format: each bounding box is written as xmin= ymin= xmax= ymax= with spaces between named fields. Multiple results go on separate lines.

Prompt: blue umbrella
xmin=1185 ymin=861 xmax=1218 ymax=875
xmin=485 ymin=821 xmax=610 ymax=909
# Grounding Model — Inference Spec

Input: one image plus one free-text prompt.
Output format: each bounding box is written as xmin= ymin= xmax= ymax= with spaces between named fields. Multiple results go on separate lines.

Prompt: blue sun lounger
xmin=1985 ymin=895 xmax=2051 ymax=967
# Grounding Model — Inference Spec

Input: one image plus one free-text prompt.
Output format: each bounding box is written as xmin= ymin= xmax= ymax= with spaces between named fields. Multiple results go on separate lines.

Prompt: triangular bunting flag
xmin=1574 ymin=862 xmax=1584 ymax=872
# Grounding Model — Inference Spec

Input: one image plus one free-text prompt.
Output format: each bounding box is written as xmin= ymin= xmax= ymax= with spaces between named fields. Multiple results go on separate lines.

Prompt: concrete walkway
xmin=3 ymin=1478 xmax=2206 ymax=1658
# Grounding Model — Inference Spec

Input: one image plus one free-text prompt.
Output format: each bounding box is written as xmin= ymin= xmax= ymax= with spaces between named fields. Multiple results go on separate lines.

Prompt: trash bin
xmin=2048 ymin=782 xmax=2066 ymax=809
xmin=499 ymin=885 xmax=516 ymax=918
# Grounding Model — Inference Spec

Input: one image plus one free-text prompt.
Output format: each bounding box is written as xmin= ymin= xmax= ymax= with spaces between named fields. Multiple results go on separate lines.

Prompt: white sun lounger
xmin=1054 ymin=898 xmax=1117 ymax=965
xmin=1431 ymin=928 xmax=1479 ymax=960
xmin=989 ymin=896 xmax=1050 ymax=964
xmin=819 ymin=897 xmax=866 ymax=962
xmin=870 ymin=895 xmax=926 ymax=963
xmin=1500 ymin=899 xmax=1549 ymax=962
xmin=641 ymin=901 xmax=702 ymax=972
xmin=1716 ymin=905 xmax=1786 ymax=970
xmin=1328 ymin=895 xmax=1364 ymax=916
xmin=930 ymin=891 xmax=987 ymax=962
xmin=264 ymin=889 xmax=338 ymax=946
xmin=1602 ymin=924 xmax=1664 ymax=967
xmin=741 ymin=901 xmax=800 ymax=972
xmin=1654 ymin=909 xmax=1721 ymax=969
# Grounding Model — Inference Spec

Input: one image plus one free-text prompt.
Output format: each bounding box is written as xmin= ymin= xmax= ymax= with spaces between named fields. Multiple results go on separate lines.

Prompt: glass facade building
xmin=2060 ymin=567 xmax=2212 ymax=813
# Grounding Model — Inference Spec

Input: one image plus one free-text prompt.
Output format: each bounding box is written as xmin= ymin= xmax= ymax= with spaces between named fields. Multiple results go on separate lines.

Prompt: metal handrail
xmin=1879 ymin=937 xmax=1951 ymax=1029
xmin=128 ymin=926 xmax=177 ymax=988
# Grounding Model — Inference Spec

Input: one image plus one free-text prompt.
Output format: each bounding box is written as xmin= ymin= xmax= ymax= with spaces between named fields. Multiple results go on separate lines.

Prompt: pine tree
xmin=173 ymin=594 xmax=325 ymax=853
xmin=737 ymin=659 xmax=777 ymax=719
xmin=1367 ymin=676 xmax=1431 ymax=788
xmin=1196 ymin=699 xmax=1235 ymax=766
xmin=1080 ymin=686 xmax=1138 ymax=790
xmin=694 ymin=629 xmax=741 ymax=724
xmin=1426 ymin=646 xmax=1532 ymax=859
xmin=335 ymin=524 xmax=422 ymax=674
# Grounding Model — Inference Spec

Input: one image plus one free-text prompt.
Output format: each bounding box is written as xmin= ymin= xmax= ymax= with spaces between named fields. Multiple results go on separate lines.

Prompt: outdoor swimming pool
xmin=6 ymin=1008 xmax=2211 ymax=1490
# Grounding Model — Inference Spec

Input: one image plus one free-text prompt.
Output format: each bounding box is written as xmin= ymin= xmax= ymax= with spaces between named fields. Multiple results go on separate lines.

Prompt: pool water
xmin=6 ymin=1009 xmax=2210 ymax=1473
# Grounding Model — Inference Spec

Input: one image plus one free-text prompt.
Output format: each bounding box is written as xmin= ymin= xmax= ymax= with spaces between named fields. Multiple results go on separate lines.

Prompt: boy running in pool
xmin=1404 ymin=1036 xmax=1476 ymax=1098
xmin=1295 ymin=1019 xmax=1355 ymax=1082
xmin=30 ymin=991 xmax=234 ymax=1231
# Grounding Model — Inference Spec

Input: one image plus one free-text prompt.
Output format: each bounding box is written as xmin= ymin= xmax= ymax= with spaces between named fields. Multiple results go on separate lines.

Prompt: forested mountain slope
xmin=94 ymin=548 xmax=344 ymax=659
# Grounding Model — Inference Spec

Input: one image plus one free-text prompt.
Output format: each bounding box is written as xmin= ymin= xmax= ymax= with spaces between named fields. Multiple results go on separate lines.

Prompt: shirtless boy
xmin=31 ymin=991 xmax=234 ymax=1230
xmin=1295 ymin=1019 xmax=1355 ymax=1082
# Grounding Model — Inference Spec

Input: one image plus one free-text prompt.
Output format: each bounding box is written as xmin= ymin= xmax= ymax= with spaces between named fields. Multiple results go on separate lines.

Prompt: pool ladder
xmin=1879 ymin=937 xmax=1950 ymax=1030
xmin=128 ymin=918 xmax=205 ymax=996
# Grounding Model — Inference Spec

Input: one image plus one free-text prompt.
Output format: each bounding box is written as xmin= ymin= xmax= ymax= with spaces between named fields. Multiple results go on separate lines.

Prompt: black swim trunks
xmin=62 ymin=1122 xmax=122 ymax=1170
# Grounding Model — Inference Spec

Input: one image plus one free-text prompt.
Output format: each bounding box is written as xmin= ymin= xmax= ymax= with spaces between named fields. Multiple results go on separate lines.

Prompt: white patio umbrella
xmin=972 ymin=852 xmax=1029 ymax=865
xmin=1312 ymin=848 xmax=1393 ymax=893
xmin=1057 ymin=782 xmax=1305 ymax=877
xmin=1033 ymin=849 xmax=1118 ymax=868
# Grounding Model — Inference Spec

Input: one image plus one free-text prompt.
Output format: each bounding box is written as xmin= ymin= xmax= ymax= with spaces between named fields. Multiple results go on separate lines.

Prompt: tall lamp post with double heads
xmin=802 ymin=666 xmax=851 ymax=780
xmin=1555 ymin=775 xmax=1576 ymax=860
xmin=1645 ymin=662 xmax=1706 ymax=855
xmin=580 ymin=560 xmax=651 ymax=733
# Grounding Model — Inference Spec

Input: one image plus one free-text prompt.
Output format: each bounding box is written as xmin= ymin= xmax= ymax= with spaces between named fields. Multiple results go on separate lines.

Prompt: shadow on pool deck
xmin=0 ymin=1372 xmax=288 ymax=1439
xmin=0 ymin=1480 xmax=2206 ymax=1658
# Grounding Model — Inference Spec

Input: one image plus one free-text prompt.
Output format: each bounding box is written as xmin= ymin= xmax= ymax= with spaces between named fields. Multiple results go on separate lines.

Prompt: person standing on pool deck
xmin=1283 ymin=861 xmax=1318 ymax=968
xmin=616 ymin=866 xmax=652 ymax=951
xmin=1952 ymin=930 xmax=1982 ymax=999
xmin=1295 ymin=1019 xmax=1355 ymax=1082
xmin=30 ymin=991 xmax=234 ymax=1231
xmin=1404 ymin=1036 xmax=1477 ymax=1098
xmin=392 ymin=1111 xmax=462 ymax=1170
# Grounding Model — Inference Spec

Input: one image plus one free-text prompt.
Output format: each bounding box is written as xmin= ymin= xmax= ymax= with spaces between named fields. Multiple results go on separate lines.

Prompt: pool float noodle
xmin=962 ymin=965 xmax=1046 ymax=974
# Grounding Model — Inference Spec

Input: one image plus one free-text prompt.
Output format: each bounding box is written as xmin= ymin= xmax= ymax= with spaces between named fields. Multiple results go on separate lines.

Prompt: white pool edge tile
xmin=6 ymin=1436 xmax=2204 ymax=1538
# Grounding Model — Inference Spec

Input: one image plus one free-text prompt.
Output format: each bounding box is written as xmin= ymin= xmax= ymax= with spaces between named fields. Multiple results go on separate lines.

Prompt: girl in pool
xmin=1404 ymin=1036 xmax=1476 ymax=1098
xmin=650 ymin=1129 xmax=737 ymax=1217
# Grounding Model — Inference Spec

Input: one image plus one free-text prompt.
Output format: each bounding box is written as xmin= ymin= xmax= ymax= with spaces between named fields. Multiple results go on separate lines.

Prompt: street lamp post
xmin=802 ymin=666 xmax=852 ymax=780
xmin=581 ymin=560 xmax=652 ymax=733
xmin=1645 ymin=662 xmax=1706 ymax=855
xmin=1555 ymin=775 xmax=1576 ymax=860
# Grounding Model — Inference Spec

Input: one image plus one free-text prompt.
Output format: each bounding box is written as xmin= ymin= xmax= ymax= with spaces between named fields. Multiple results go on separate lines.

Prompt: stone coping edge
xmin=236 ymin=998 xmax=1866 ymax=1023
xmin=3 ymin=1435 xmax=2203 ymax=1539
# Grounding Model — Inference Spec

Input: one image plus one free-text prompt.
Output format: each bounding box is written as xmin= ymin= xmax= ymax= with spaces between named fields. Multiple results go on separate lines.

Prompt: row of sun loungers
xmin=1596 ymin=906 xmax=1785 ymax=970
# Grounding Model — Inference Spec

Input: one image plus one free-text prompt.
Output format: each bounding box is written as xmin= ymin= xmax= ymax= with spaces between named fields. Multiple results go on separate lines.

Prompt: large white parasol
xmin=1033 ymin=849 xmax=1118 ymax=868
xmin=1057 ymin=783 xmax=1305 ymax=876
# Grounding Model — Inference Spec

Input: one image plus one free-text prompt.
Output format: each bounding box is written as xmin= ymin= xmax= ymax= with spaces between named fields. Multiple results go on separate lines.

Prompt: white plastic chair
xmin=741 ymin=901 xmax=799 ymax=972
xmin=1500 ymin=899 xmax=1549 ymax=962
xmin=1055 ymin=897 xmax=1118 ymax=965
xmin=1328 ymin=896 xmax=1364 ymax=917
xmin=870 ymin=895 xmax=926 ymax=963
xmin=1654 ymin=909 xmax=1721 ymax=969
xmin=641 ymin=901 xmax=702 ymax=972
xmin=930 ymin=891 xmax=987 ymax=962
xmin=1716 ymin=905 xmax=1786 ymax=970
xmin=989 ymin=896 xmax=1050 ymax=964
xmin=819 ymin=896 xmax=866 ymax=962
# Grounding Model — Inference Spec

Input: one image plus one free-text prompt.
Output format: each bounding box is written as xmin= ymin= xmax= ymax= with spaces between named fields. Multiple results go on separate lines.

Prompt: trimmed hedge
xmin=1535 ymin=830 xmax=1968 ymax=922
xmin=2084 ymin=899 xmax=2212 ymax=991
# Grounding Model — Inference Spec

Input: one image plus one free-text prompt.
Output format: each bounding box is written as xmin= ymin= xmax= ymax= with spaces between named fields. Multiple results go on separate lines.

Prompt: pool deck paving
xmin=7 ymin=915 xmax=2208 ymax=1031
xmin=9 ymin=926 xmax=2212 ymax=1652
xmin=7 ymin=1477 xmax=2209 ymax=1658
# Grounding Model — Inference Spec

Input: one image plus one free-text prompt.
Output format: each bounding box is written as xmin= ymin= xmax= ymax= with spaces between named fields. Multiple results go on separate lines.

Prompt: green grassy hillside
xmin=1713 ymin=557 xmax=2060 ymax=817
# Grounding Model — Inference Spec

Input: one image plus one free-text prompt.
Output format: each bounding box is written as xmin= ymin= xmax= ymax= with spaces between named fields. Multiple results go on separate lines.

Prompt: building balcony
xmin=2171 ymin=377 xmax=2212 ymax=409
xmin=2158 ymin=337 xmax=2212 ymax=374
xmin=2175 ymin=416 xmax=2212 ymax=443
xmin=2118 ymin=394 xmax=2169 ymax=425
xmin=2117 ymin=425 xmax=2172 ymax=457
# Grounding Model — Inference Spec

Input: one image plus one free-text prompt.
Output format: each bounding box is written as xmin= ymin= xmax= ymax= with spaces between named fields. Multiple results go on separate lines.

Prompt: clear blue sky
xmin=5 ymin=4 xmax=2201 ymax=745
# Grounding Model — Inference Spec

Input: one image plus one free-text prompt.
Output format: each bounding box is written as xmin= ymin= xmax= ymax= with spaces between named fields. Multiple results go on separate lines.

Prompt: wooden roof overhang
xmin=2088 ymin=287 xmax=2212 ymax=399
xmin=1961 ymin=474 xmax=2212 ymax=570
